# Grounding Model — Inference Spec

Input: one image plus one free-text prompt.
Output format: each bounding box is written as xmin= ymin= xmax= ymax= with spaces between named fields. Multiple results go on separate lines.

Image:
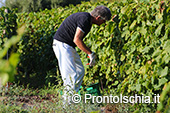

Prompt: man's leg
xmin=74 ymin=52 xmax=85 ymax=92
xmin=53 ymin=40 xmax=84 ymax=104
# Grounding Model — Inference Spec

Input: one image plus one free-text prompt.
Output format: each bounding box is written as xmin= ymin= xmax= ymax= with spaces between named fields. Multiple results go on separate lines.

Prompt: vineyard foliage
xmin=0 ymin=7 xmax=24 ymax=86
xmin=5 ymin=0 xmax=87 ymax=13
xmin=0 ymin=0 xmax=170 ymax=112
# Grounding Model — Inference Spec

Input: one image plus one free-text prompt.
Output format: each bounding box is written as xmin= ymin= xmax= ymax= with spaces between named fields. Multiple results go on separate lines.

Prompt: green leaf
xmin=155 ymin=54 xmax=162 ymax=63
xmin=9 ymin=53 xmax=20 ymax=67
xmin=163 ymin=29 xmax=169 ymax=40
xmin=151 ymin=75 xmax=155 ymax=85
xmin=142 ymin=81 xmax=149 ymax=88
xmin=90 ymin=111 xmax=100 ymax=113
xmin=159 ymin=78 xmax=168 ymax=86
xmin=131 ymin=32 xmax=139 ymax=41
xmin=130 ymin=45 xmax=136 ymax=53
xmin=133 ymin=109 xmax=140 ymax=113
xmin=120 ymin=55 xmax=125 ymax=61
xmin=139 ymin=66 xmax=147 ymax=75
xmin=152 ymin=48 xmax=162 ymax=58
xmin=163 ymin=40 xmax=170 ymax=54
xmin=139 ymin=27 xmax=147 ymax=36
xmin=156 ymin=13 xmax=163 ymax=24
xmin=126 ymin=66 xmax=133 ymax=74
xmin=104 ymin=30 xmax=110 ymax=37
xmin=157 ymin=103 xmax=164 ymax=111
xmin=122 ymin=30 xmax=130 ymax=40
xmin=136 ymin=84 xmax=141 ymax=92
xmin=113 ymin=81 xmax=119 ymax=86
xmin=129 ymin=20 xmax=137 ymax=30
xmin=142 ymin=46 xmax=150 ymax=54
xmin=155 ymin=23 xmax=164 ymax=37
xmin=160 ymin=82 xmax=170 ymax=101
xmin=161 ymin=67 xmax=168 ymax=77
xmin=162 ymin=54 xmax=170 ymax=64
xmin=121 ymin=6 xmax=128 ymax=14
xmin=0 ymin=73 xmax=9 ymax=85
xmin=157 ymin=66 xmax=168 ymax=77
xmin=0 ymin=48 xmax=8 ymax=59
xmin=146 ymin=20 xmax=152 ymax=26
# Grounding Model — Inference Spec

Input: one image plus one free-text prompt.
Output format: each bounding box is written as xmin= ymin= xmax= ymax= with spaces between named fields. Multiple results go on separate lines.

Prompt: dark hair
xmin=90 ymin=5 xmax=112 ymax=21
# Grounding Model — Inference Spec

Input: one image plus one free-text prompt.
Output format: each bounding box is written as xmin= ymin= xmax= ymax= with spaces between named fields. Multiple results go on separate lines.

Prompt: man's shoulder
xmin=70 ymin=12 xmax=91 ymax=18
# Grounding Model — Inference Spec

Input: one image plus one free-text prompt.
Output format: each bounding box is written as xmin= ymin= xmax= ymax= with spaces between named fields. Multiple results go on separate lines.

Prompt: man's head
xmin=90 ymin=5 xmax=111 ymax=25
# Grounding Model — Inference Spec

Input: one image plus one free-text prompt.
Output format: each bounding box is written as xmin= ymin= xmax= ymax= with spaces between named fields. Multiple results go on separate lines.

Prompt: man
xmin=52 ymin=5 xmax=111 ymax=104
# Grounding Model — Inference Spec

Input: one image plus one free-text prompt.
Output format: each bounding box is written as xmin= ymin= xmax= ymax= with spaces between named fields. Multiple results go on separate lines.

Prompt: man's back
xmin=53 ymin=12 xmax=92 ymax=48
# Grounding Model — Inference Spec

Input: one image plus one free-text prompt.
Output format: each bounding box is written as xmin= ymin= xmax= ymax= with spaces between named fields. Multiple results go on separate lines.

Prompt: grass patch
xmin=0 ymin=83 xmax=136 ymax=113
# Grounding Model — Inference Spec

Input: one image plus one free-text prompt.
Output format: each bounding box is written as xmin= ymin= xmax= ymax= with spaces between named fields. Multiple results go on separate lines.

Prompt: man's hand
xmin=88 ymin=52 xmax=96 ymax=66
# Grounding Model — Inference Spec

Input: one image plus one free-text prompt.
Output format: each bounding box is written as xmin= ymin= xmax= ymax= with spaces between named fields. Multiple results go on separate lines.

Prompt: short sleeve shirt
xmin=53 ymin=12 xmax=92 ymax=48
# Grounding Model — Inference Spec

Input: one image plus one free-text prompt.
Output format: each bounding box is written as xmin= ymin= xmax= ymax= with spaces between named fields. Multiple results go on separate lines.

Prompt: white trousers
xmin=52 ymin=39 xmax=85 ymax=104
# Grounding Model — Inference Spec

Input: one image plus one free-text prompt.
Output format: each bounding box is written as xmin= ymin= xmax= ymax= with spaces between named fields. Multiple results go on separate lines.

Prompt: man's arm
xmin=73 ymin=27 xmax=92 ymax=55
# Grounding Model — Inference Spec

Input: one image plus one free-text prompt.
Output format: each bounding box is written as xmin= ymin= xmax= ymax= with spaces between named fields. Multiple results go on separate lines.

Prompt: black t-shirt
xmin=53 ymin=12 xmax=92 ymax=48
